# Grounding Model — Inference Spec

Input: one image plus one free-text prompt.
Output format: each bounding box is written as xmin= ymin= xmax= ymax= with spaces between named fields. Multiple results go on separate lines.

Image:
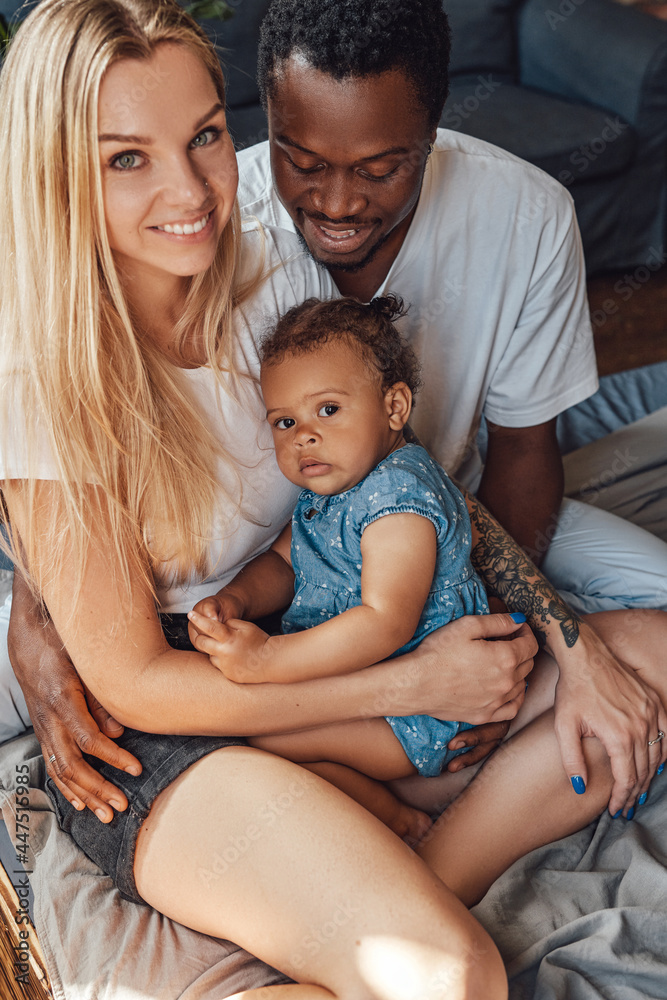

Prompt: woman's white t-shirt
xmin=0 ymin=224 xmax=335 ymax=613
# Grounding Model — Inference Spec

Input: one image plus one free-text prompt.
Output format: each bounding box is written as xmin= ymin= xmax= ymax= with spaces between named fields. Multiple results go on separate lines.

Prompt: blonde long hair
xmin=0 ymin=0 xmax=260 ymax=603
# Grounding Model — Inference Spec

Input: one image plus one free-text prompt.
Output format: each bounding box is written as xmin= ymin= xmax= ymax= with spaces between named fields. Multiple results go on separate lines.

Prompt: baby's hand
xmin=187 ymin=592 xmax=244 ymax=648
xmin=187 ymin=609 xmax=271 ymax=683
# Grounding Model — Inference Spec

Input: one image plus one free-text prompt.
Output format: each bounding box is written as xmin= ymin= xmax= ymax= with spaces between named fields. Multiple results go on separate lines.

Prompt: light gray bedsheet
xmin=2 ymin=731 xmax=667 ymax=1000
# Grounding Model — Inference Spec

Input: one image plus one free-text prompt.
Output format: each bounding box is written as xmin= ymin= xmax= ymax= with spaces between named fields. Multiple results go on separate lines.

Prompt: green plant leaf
xmin=184 ymin=0 xmax=234 ymax=21
xmin=0 ymin=14 xmax=11 ymax=45
xmin=0 ymin=12 xmax=22 ymax=50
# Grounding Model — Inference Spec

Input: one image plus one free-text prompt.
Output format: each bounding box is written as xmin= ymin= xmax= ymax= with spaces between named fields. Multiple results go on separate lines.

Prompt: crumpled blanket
xmin=472 ymin=779 xmax=667 ymax=999
xmin=2 ymin=730 xmax=667 ymax=1000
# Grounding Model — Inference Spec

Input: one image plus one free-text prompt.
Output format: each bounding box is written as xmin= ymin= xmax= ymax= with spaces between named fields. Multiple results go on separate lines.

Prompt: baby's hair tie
xmin=367 ymin=294 xmax=408 ymax=323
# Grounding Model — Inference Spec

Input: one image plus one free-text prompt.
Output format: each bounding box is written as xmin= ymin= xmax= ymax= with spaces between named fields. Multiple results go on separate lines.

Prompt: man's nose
xmin=309 ymin=171 xmax=367 ymax=220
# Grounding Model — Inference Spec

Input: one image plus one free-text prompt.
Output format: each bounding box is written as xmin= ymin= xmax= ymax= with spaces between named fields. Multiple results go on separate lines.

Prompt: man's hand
xmin=446 ymin=720 xmax=510 ymax=770
xmin=188 ymin=608 xmax=271 ymax=683
xmin=8 ymin=572 xmax=141 ymax=823
xmin=553 ymin=613 xmax=667 ymax=816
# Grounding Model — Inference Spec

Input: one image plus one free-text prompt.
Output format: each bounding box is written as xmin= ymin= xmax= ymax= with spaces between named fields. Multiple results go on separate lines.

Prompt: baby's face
xmin=261 ymin=338 xmax=401 ymax=495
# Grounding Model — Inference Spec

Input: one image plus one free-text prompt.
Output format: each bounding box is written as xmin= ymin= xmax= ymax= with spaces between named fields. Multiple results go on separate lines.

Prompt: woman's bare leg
xmin=389 ymin=642 xmax=561 ymax=816
xmin=134 ymin=746 xmax=507 ymax=1000
xmin=418 ymin=609 xmax=667 ymax=906
xmin=418 ymin=709 xmax=611 ymax=906
xmin=227 ymin=989 xmax=333 ymax=999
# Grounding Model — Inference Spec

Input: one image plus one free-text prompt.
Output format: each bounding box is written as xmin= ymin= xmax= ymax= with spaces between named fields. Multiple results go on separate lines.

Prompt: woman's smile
xmin=154 ymin=210 xmax=212 ymax=236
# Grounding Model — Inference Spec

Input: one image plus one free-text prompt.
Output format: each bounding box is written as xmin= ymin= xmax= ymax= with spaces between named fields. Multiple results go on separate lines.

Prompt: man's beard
xmin=294 ymin=225 xmax=391 ymax=275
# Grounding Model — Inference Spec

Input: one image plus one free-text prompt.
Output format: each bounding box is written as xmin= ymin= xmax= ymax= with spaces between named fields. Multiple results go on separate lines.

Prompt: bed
xmin=2 ymin=729 xmax=667 ymax=1000
xmin=0 ymin=362 xmax=665 ymax=1000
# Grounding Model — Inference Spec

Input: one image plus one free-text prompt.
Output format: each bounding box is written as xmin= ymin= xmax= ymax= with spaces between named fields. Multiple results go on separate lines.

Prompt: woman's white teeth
xmin=159 ymin=213 xmax=209 ymax=235
xmin=321 ymin=227 xmax=358 ymax=239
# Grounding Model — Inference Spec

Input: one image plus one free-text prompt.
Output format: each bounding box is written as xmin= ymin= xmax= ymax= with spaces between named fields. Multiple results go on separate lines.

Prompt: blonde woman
xmin=0 ymin=1 xmax=665 ymax=997
xmin=0 ymin=0 xmax=514 ymax=994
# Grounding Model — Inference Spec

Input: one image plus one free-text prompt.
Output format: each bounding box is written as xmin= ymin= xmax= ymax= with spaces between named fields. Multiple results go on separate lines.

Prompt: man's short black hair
xmin=257 ymin=0 xmax=451 ymax=132
xmin=260 ymin=295 xmax=423 ymax=398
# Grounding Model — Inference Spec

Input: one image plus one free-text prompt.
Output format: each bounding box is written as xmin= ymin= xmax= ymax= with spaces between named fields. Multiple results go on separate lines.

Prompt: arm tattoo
xmin=466 ymin=493 xmax=582 ymax=649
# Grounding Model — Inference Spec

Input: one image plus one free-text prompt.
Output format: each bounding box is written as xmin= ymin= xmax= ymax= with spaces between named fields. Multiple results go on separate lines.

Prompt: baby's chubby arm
xmin=189 ymin=524 xmax=295 ymax=626
xmin=187 ymin=523 xmax=296 ymax=680
xmin=190 ymin=513 xmax=437 ymax=685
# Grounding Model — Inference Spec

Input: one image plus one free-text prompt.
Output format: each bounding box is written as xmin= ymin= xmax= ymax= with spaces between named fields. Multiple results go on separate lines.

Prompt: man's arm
xmin=8 ymin=570 xmax=143 ymax=823
xmin=476 ymin=418 xmax=563 ymax=566
xmin=465 ymin=491 xmax=667 ymax=814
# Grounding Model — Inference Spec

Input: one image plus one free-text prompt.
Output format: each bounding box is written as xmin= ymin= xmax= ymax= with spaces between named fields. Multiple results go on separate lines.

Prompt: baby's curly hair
xmin=260 ymin=295 xmax=423 ymax=398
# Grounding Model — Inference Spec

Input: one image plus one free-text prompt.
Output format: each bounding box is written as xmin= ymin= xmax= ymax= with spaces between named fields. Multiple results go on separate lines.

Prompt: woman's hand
xmin=380 ymin=613 xmax=537 ymax=724
xmin=465 ymin=492 xmax=667 ymax=814
xmin=7 ymin=571 xmax=141 ymax=823
xmin=553 ymin=612 xmax=667 ymax=817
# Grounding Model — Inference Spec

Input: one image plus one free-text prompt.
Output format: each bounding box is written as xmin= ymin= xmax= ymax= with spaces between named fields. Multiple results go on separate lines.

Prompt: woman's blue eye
xmin=112 ymin=152 xmax=142 ymax=170
xmin=192 ymin=128 xmax=220 ymax=148
xmin=275 ymin=417 xmax=295 ymax=430
xmin=318 ymin=404 xmax=339 ymax=417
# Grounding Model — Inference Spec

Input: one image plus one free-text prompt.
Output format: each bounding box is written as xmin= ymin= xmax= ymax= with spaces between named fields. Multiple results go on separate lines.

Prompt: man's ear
xmin=385 ymin=382 xmax=412 ymax=430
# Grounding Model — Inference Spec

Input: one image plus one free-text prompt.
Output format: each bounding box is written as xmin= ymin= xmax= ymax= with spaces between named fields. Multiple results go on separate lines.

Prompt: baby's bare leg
xmin=252 ymin=718 xmax=415 ymax=779
xmin=251 ymin=719 xmax=429 ymax=839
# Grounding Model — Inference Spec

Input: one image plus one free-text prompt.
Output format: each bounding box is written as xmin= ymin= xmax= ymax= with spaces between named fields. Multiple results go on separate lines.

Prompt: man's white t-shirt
xmin=0 ymin=225 xmax=334 ymax=613
xmin=238 ymin=129 xmax=599 ymax=490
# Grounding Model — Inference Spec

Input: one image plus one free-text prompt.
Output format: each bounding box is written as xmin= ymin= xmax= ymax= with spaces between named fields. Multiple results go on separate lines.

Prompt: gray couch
xmin=444 ymin=0 xmax=667 ymax=273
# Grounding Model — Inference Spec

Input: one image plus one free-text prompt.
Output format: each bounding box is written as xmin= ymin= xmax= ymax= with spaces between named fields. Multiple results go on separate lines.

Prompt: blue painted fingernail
xmin=613 ymin=809 xmax=622 ymax=818
xmin=638 ymin=792 xmax=647 ymax=806
xmin=626 ymin=807 xmax=635 ymax=820
xmin=510 ymin=612 xmax=526 ymax=624
xmin=658 ymin=763 xmax=665 ymax=776
xmin=570 ymin=775 xmax=586 ymax=795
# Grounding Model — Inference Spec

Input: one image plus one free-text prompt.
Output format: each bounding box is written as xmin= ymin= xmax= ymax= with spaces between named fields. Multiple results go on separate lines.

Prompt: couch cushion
xmin=441 ymin=80 xmax=637 ymax=181
xmin=0 ymin=0 xmax=21 ymax=19
xmin=445 ymin=0 xmax=521 ymax=81
xmin=227 ymin=102 xmax=269 ymax=149
xmin=199 ymin=0 xmax=271 ymax=111
xmin=0 ymin=0 xmax=36 ymax=27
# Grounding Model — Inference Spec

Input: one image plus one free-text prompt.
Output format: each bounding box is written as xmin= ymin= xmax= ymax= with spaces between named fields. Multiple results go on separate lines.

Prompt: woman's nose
xmin=162 ymin=155 xmax=208 ymax=207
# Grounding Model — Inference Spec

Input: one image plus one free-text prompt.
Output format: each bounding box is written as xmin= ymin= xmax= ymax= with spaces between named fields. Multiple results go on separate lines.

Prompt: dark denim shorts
xmin=45 ymin=613 xmax=249 ymax=905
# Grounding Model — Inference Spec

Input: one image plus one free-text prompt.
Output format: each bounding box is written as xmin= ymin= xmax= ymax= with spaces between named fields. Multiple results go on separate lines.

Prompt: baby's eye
xmin=275 ymin=417 xmax=296 ymax=430
xmin=111 ymin=151 xmax=143 ymax=171
xmin=318 ymin=404 xmax=339 ymax=417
